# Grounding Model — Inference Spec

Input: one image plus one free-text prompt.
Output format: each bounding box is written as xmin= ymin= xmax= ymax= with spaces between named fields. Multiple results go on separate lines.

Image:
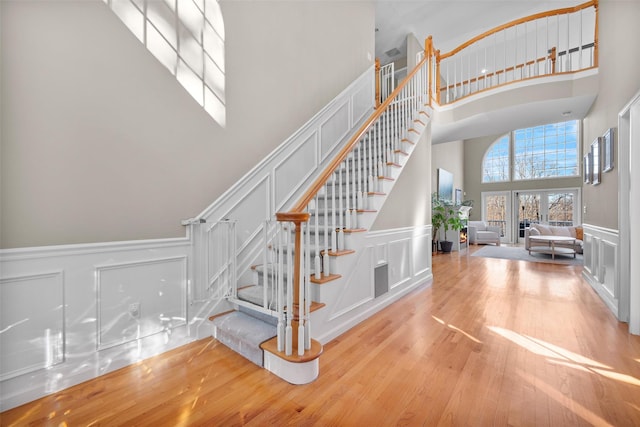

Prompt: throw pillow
xmin=575 ymin=226 xmax=584 ymax=240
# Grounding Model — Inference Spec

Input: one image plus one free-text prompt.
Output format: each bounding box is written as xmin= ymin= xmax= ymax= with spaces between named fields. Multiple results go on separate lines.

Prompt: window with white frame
xmin=104 ymin=0 xmax=226 ymax=127
xmin=482 ymin=134 xmax=510 ymax=183
xmin=482 ymin=120 xmax=580 ymax=182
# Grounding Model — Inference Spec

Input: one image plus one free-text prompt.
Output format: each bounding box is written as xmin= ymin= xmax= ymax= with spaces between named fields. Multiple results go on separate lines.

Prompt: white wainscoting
xmin=189 ymin=66 xmax=375 ymax=295
xmin=582 ymin=224 xmax=622 ymax=319
xmin=0 ymin=66 xmax=377 ymax=411
xmin=311 ymin=225 xmax=433 ymax=344
xmin=0 ymin=238 xmax=192 ymax=411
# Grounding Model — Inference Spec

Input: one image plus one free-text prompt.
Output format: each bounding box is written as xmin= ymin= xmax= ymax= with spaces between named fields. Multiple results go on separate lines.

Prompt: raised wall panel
xmin=601 ymin=240 xmax=617 ymax=299
xmin=412 ymin=232 xmax=431 ymax=276
xmin=0 ymin=272 xmax=64 ymax=381
xmin=320 ymin=102 xmax=350 ymax=161
xmin=388 ymin=238 xmax=412 ymax=288
xmin=352 ymin=81 xmax=373 ymax=125
xmin=97 ymin=257 xmax=187 ymax=350
xmin=274 ymin=133 xmax=317 ymax=210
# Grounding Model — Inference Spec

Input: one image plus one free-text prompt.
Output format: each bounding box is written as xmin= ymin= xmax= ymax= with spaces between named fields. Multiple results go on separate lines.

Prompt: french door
xmin=481 ymin=191 xmax=511 ymax=243
xmin=482 ymin=189 xmax=581 ymax=244
xmin=515 ymin=189 xmax=581 ymax=242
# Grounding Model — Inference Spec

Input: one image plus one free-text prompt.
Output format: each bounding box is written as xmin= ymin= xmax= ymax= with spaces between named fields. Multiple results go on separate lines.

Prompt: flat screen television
xmin=437 ymin=168 xmax=454 ymax=203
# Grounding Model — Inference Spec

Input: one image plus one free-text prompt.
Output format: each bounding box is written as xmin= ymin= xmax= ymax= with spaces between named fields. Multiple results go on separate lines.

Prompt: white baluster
xmin=285 ymin=223 xmax=293 ymax=356
xmin=324 ymin=182 xmax=330 ymax=275
xmin=331 ymin=173 xmax=337 ymax=253
xmin=277 ymin=222 xmax=284 ymax=352
xmin=314 ymin=197 xmax=321 ymax=280
xmin=299 ymin=222 xmax=307 ymax=356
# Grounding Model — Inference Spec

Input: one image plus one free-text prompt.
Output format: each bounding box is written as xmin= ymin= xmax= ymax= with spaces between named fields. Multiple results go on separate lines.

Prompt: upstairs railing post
xmin=549 ymin=46 xmax=557 ymax=74
xmin=375 ymin=58 xmax=381 ymax=108
xmin=435 ymin=49 xmax=442 ymax=105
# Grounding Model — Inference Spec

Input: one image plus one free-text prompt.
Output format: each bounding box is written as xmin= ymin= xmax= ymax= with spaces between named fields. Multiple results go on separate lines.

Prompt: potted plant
xmin=432 ymin=193 xmax=465 ymax=253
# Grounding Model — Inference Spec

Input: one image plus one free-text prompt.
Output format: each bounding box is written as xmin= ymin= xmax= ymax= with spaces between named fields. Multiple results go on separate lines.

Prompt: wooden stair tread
xmin=368 ymin=191 xmax=387 ymax=196
xmin=387 ymin=162 xmax=401 ymax=167
xmin=378 ymin=176 xmax=395 ymax=181
xmin=401 ymin=138 xmax=416 ymax=145
xmin=394 ymin=149 xmax=409 ymax=155
xmin=260 ymin=337 xmax=323 ymax=363
xmin=357 ymin=209 xmax=377 ymax=213
xmin=310 ymin=273 xmax=342 ymax=284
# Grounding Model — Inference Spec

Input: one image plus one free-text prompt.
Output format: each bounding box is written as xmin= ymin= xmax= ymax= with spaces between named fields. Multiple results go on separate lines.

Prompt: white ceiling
xmin=375 ymin=0 xmax=580 ymax=63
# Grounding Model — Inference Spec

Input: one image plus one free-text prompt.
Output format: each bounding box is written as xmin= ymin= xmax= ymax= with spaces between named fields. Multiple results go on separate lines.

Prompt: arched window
xmin=482 ymin=134 xmax=510 ymax=182
xmin=482 ymin=120 xmax=579 ymax=183
xmin=105 ymin=0 xmax=226 ymax=127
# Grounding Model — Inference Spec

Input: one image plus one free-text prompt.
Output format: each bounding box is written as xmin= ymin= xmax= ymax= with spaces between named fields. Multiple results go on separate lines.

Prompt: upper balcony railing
xmin=430 ymin=0 xmax=598 ymax=105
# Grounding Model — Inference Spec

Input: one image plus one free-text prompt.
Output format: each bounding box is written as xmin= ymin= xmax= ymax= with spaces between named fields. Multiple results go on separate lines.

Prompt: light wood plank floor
xmin=3 ymin=247 xmax=640 ymax=426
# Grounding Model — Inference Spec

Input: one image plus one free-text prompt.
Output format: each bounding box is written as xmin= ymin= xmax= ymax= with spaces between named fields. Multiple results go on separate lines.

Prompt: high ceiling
xmin=375 ymin=0 xmax=580 ymax=65
xmin=374 ymin=0 xmax=596 ymax=144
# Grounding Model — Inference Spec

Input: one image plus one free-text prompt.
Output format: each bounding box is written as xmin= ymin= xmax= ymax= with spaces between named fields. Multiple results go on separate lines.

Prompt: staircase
xmin=211 ymin=49 xmax=434 ymax=383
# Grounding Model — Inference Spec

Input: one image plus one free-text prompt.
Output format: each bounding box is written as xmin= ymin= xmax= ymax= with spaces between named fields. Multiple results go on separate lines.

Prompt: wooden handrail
xmin=439 ymin=0 xmax=597 ymax=60
xmin=286 ymin=55 xmax=429 ymax=215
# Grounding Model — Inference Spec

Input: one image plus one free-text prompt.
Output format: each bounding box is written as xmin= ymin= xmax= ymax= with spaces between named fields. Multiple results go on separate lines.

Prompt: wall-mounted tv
xmin=437 ymin=168 xmax=454 ymax=203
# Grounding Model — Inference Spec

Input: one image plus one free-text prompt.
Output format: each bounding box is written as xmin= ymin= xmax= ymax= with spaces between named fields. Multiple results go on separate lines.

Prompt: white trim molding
xmin=582 ymin=224 xmax=621 ymax=319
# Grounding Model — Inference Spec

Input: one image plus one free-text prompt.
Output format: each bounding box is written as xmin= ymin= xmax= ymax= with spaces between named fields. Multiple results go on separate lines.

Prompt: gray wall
xmin=0 ymin=0 xmax=374 ymax=248
xmin=582 ymin=0 xmax=640 ymax=230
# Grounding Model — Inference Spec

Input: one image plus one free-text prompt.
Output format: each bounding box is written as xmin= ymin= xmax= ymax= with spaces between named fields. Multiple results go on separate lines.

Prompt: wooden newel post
xmin=549 ymin=47 xmax=557 ymax=74
xmin=276 ymin=211 xmax=310 ymax=353
xmin=375 ymin=58 xmax=381 ymax=108
xmin=435 ymin=49 xmax=442 ymax=105
xmin=425 ymin=36 xmax=433 ymax=104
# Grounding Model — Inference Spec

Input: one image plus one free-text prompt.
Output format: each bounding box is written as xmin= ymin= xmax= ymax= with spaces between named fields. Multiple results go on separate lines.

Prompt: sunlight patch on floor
xmin=433 ymin=316 xmax=482 ymax=343
xmin=491 ymin=326 xmax=640 ymax=388
xmin=518 ymin=369 xmax=615 ymax=427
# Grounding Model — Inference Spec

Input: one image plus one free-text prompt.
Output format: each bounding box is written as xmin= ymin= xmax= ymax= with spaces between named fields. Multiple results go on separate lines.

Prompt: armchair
xmin=468 ymin=221 xmax=501 ymax=246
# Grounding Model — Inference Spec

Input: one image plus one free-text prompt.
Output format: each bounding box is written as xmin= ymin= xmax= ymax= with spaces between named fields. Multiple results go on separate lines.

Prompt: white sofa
xmin=524 ymin=224 xmax=583 ymax=254
xmin=468 ymin=221 xmax=501 ymax=246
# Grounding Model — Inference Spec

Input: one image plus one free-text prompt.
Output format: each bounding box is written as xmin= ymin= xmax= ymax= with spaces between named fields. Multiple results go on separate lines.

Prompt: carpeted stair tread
xmin=212 ymin=311 xmax=276 ymax=366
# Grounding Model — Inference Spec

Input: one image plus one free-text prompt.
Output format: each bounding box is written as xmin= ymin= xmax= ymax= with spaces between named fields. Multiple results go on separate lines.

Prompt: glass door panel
xmin=482 ymin=191 xmax=511 ymax=242
xmin=547 ymin=192 xmax=575 ymax=226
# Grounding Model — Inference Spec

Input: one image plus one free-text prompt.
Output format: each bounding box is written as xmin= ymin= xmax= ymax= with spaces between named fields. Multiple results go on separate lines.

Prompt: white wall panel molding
xmin=312 ymin=225 xmax=433 ymax=344
xmin=0 ymin=271 xmax=65 ymax=381
xmin=582 ymin=224 xmax=620 ymax=319
xmin=319 ymin=101 xmax=351 ymax=161
xmin=96 ymin=256 xmax=187 ymax=351
xmin=0 ymin=238 xmax=191 ymax=412
xmin=274 ymin=132 xmax=318 ymax=211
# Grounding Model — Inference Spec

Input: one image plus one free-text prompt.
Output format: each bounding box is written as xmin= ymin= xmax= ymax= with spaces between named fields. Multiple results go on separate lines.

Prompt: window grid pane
xmin=514 ymin=120 xmax=579 ymax=180
xmin=482 ymin=135 xmax=510 ymax=183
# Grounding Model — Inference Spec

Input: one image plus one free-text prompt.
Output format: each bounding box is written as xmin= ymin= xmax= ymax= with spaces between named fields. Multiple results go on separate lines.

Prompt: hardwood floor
xmin=3 ymin=247 xmax=640 ymax=426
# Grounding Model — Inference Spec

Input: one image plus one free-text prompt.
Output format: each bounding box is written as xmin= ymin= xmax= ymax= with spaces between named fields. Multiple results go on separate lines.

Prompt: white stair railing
xmin=435 ymin=0 xmax=598 ymax=104
xmin=269 ymin=47 xmax=433 ymax=358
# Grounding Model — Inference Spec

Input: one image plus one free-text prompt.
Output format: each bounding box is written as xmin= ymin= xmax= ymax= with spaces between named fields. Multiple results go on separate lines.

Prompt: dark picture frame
xmin=602 ymin=128 xmax=615 ymax=172
xmin=437 ymin=168 xmax=454 ymax=202
xmin=591 ymin=137 xmax=601 ymax=185
xmin=583 ymin=153 xmax=591 ymax=184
